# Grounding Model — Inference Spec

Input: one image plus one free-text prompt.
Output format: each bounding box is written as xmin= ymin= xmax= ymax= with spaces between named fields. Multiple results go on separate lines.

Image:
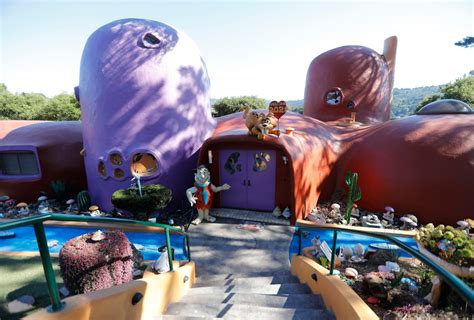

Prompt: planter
xmin=417 ymin=243 xmax=474 ymax=278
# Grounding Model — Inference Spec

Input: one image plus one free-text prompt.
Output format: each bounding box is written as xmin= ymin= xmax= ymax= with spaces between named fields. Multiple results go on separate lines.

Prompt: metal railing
xmin=0 ymin=214 xmax=191 ymax=312
xmin=295 ymin=220 xmax=474 ymax=309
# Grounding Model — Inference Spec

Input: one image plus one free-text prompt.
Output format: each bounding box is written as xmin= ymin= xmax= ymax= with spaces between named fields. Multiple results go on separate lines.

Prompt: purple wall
xmin=78 ymin=19 xmax=215 ymax=211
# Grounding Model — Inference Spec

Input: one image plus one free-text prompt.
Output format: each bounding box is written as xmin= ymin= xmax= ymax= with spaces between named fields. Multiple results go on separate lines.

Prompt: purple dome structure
xmin=77 ymin=19 xmax=215 ymax=211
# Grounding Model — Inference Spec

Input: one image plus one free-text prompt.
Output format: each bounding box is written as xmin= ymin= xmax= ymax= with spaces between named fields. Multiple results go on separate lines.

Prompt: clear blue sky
xmin=1 ymin=0 xmax=472 ymax=99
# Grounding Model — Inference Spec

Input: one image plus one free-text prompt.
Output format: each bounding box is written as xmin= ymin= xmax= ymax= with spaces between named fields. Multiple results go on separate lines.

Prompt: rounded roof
xmin=416 ymin=99 xmax=473 ymax=115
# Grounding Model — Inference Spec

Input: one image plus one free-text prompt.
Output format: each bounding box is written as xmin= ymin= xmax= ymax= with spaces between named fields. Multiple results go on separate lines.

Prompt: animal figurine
xmin=252 ymin=112 xmax=278 ymax=139
xmin=242 ymin=107 xmax=263 ymax=135
xmin=224 ymin=152 xmax=241 ymax=174
xmin=186 ymin=165 xmax=231 ymax=224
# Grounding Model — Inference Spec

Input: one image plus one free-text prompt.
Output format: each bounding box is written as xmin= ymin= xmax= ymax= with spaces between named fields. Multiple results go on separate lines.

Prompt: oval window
xmin=325 ymin=88 xmax=343 ymax=106
xmin=98 ymin=160 xmax=107 ymax=177
xmin=109 ymin=153 xmax=123 ymax=166
xmin=131 ymin=153 xmax=158 ymax=177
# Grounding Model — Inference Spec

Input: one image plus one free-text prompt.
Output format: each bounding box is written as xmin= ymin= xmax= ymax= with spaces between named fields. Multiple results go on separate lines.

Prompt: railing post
xmin=33 ymin=222 xmax=64 ymax=312
xmin=329 ymin=230 xmax=338 ymax=275
xmin=165 ymin=228 xmax=174 ymax=272
xmin=297 ymin=227 xmax=302 ymax=256
xmin=186 ymin=234 xmax=191 ymax=262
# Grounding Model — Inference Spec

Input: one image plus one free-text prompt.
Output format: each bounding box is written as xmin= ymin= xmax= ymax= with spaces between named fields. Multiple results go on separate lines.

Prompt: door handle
xmin=243 ymin=180 xmax=247 ymax=186
xmin=247 ymin=180 xmax=251 ymax=186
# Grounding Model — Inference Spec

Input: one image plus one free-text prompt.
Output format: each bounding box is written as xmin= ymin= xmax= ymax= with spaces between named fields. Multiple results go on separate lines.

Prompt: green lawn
xmin=0 ymin=255 xmax=63 ymax=320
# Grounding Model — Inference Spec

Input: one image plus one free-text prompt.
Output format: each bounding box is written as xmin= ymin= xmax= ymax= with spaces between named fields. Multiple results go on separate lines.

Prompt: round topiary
xmin=59 ymin=230 xmax=133 ymax=294
xmin=111 ymin=184 xmax=172 ymax=220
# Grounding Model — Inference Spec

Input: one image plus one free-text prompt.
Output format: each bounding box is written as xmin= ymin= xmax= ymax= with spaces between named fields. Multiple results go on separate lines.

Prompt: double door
xmin=219 ymin=149 xmax=276 ymax=211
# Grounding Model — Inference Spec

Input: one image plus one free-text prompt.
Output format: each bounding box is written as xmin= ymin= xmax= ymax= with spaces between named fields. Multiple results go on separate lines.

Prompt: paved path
xmin=187 ymin=218 xmax=294 ymax=276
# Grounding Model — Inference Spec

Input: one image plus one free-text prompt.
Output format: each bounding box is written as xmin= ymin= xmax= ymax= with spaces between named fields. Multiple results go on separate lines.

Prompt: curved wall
xmin=78 ymin=19 xmax=215 ymax=211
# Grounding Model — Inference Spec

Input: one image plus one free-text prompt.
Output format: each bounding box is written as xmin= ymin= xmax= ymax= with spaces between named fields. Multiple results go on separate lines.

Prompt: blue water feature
xmin=0 ymin=225 xmax=187 ymax=261
xmin=289 ymin=229 xmax=418 ymax=261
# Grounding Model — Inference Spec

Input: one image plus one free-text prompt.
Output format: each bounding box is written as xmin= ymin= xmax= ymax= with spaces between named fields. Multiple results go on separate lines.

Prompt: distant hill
xmin=212 ymin=85 xmax=443 ymax=118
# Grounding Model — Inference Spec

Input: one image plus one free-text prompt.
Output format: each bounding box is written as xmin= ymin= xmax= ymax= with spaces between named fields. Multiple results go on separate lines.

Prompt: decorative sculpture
xmin=186 ymin=166 xmax=231 ymax=224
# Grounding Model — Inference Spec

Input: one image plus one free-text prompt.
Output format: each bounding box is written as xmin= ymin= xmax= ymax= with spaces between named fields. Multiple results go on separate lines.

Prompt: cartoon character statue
xmin=186 ymin=165 xmax=231 ymax=224
xmin=242 ymin=107 xmax=263 ymax=135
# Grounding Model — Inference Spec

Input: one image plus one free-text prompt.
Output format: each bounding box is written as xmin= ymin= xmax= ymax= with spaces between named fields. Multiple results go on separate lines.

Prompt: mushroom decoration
xmin=351 ymin=204 xmax=360 ymax=218
xmin=37 ymin=196 xmax=48 ymax=206
xmin=66 ymin=199 xmax=77 ymax=212
xmin=456 ymin=220 xmax=471 ymax=235
xmin=16 ymin=202 xmax=29 ymax=215
xmin=382 ymin=206 xmax=395 ymax=224
xmin=329 ymin=203 xmax=341 ymax=218
xmin=89 ymin=205 xmax=101 ymax=216
xmin=400 ymin=215 xmax=418 ymax=230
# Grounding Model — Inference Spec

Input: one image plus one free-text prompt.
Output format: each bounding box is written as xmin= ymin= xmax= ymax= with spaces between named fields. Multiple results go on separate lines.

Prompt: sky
xmin=0 ymin=0 xmax=472 ymax=100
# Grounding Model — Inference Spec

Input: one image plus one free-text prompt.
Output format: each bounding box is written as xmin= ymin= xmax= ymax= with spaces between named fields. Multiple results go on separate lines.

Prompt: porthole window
xmin=141 ymin=32 xmax=161 ymax=49
xmin=109 ymin=153 xmax=123 ymax=166
xmin=325 ymin=88 xmax=343 ymax=106
xmin=114 ymin=168 xmax=125 ymax=179
xmin=131 ymin=152 xmax=158 ymax=177
xmin=98 ymin=160 xmax=107 ymax=177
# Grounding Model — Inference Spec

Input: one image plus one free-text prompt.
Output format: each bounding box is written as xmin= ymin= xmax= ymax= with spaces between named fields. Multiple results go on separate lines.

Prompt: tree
xmin=212 ymin=96 xmax=267 ymax=117
xmin=415 ymin=76 xmax=474 ymax=113
xmin=33 ymin=93 xmax=81 ymax=121
xmin=455 ymin=36 xmax=474 ymax=48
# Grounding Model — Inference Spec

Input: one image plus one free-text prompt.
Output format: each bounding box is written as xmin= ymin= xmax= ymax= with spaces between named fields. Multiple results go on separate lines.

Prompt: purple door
xmin=219 ymin=149 xmax=248 ymax=209
xmin=219 ymin=149 xmax=276 ymax=211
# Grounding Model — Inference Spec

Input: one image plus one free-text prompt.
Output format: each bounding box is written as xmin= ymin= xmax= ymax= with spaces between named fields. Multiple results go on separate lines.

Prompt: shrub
xmin=59 ymin=230 xmax=133 ymax=294
xmin=111 ymin=184 xmax=172 ymax=220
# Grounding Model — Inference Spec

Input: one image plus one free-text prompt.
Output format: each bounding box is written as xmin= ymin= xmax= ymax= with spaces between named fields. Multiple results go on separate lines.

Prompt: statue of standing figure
xmin=186 ymin=165 xmax=231 ymax=225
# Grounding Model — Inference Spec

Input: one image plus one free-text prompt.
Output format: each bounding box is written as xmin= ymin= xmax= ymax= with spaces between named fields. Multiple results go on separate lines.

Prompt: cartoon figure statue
xmin=186 ymin=165 xmax=231 ymax=224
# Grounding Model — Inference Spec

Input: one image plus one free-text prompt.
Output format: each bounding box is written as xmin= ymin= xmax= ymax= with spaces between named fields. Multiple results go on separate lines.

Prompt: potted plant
xmin=416 ymin=222 xmax=474 ymax=278
xmin=111 ymin=184 xmax=172 ymax=220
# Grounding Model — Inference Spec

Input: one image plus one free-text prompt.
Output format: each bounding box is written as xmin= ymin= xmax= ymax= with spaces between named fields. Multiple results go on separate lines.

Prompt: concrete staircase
xmin=159 ymin=271 xmax=335 ymax=320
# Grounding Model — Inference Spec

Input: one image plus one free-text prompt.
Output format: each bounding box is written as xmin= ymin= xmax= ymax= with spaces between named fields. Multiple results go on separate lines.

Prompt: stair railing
xmin=295 ymin=220 xmax=474 ymax=309
xmin=0 ymin=214 xmax=191 ymax=312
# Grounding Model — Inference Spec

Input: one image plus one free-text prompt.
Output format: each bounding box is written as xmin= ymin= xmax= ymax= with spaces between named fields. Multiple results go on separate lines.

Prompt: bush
xmin=111 ymin=184 xmax=172 ymax=220
xmin=59 ymin=230 xmax=133 ymax=294
xmin=212 ymin=96 xmax=267 ymax=117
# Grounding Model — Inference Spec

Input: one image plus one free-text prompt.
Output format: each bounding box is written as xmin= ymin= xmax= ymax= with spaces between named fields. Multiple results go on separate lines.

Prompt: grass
xmin=0 ymin=255 xmax=63 ymax=320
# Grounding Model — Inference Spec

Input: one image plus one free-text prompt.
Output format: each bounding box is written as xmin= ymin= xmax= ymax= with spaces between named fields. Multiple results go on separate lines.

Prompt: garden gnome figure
xmin=186 ymin=165 xmax=231 ymax=225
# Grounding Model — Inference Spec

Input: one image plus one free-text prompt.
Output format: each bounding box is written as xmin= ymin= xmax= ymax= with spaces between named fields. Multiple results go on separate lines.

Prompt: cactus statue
xmin=76 ymin=190 xmax=91 ymax=212
xmin=345 ymin=170 xmax=362 ymax=223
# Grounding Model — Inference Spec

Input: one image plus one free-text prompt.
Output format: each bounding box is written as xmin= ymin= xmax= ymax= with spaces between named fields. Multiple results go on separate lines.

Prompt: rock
xmin=344 ymin=267 xmax=358 ymax=279
xmin=59 ymin=286 xmax=70 ymax=297
xmin=426 ymin=275 xmax=442 ymax=307
xmin=343 ymin=247 xmax=353 ymax=260
xmin=367 ymin=296 xmax=381 ymax=304
xmin=131 ymin=243 xmax=144 ymax=269
xmin=362 ymin=272 xmax=392 ymax=299
xmin=47 ymin=240 xmax=59 ymax=248
xmin=7 ymin=295 xmax=35 ymax=313
xmin=133 ymin=269 xmax=143 ymax=277
xmin=387 ymin=288 xmax=420 ymax=307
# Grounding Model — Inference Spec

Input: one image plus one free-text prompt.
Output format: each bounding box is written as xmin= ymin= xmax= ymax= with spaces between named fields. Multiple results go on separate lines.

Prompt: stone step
xmin=194 ymin=275 xmax=299 ymax=287
xmin=195 ymin=270 xmax=293 ymax=282
xmin=157 ymin=316 xmax=218 ymax=320
xmin=164 ymin=302 xmax=334 ymax=320
xmin=181 ymin=292 xmax=325 ymax=309
xmin=188 ymin=283 xmax=311 ymax=295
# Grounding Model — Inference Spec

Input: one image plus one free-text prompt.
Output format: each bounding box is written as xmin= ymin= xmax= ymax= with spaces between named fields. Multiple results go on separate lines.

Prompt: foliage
xmin=415 ymin=76 xmax=474 ymax=113
xmin=112 ymin=184 xmax=172 ymax=220
xmin=390 ymin=86 xmax=442 ymax=118
xmin=455 ymin=36 xmax=474 ymax=48
xmin=416 ymin=223 xmax=474 ymax=267
xmin=59 ymin=231 xmax=133 ymax=294
xmin=49 ymin=180 xmax=66 ymax=201
xmin=76 ymin=190 xmax=91 ymax=212
xmin=0 ymin=84 xmax=80 ymax=120
xmin=212 ymin=96 xmax=267 ymax=117
xmin=344 ymin=170 xmax=362 ymax=223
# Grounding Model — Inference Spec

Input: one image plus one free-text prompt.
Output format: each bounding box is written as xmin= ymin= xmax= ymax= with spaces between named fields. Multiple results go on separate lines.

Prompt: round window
xmin=98 ymin=160 xmax=107 ymax=177
xmin=131 ymin=153 xmax=158 ymax=177
xmin=109 ymin=153 xmax=123 ymax=166
xmin=325 ymin=88 xmax=343 ymax=106
xmin=114 ymin=168 xmax=125 ymax=179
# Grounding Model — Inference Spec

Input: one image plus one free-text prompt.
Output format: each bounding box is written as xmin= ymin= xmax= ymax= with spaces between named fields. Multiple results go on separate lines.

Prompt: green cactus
xmin=344 ymin=170 xmax=362 ymax=223
xmin=76 ymin=190 xmax=91 ymax=212
xmin=50 ymin=180 xmax=66 ymax=200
